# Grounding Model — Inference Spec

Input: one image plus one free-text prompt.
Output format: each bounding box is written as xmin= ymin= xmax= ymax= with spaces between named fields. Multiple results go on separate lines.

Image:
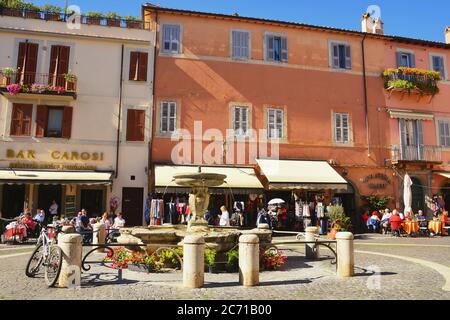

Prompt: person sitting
xmin=367 ymin=211 xmax=381 ymax=233
xmin=416 ymin=210 xmax=427 ymax=228
xmin=21 ymin=210 xmax=36 ymax=238
xmin=113 ymin=212 xmax=126 ymax=229
xmin=76 ymin=215 xmax=93 ymax=244
xmin=389 ymin=210 xmax=403 ymax=237
xmin=442 ymin=211 xmax=449 ymax=225
xmin=380 ymin=209 xmax=392 ymax=234
xmin=404 ymin=210 xmax=414 ymax=221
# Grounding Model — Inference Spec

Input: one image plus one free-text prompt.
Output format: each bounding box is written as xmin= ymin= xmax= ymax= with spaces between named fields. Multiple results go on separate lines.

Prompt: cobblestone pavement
xmin=0 ymin=234 xmax=449 ymax=300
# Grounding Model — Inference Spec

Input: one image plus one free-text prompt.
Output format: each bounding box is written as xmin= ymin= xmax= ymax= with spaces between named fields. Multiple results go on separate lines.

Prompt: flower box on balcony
xmin=382 ymin=67 xmax=441 ymax=96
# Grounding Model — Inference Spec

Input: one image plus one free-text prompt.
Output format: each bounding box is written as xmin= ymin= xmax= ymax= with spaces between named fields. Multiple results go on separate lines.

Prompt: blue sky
xmin=29 ymin=0 xmax=450 ymax=42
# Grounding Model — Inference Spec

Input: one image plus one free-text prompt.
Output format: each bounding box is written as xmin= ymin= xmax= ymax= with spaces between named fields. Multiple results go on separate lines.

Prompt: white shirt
xmin=113 ymin=217 xmax=126 ymax=228
xmin=219 ymin=211 xmax=230 ymax=227
xmin=49 ymin=203 xmax=58 ymax=215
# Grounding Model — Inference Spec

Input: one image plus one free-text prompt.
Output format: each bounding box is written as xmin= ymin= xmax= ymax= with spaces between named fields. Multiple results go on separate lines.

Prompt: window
xmin=126 ymin=109 xmax=146 ymax=141
xmin=431 ymin=55 xmax=446 ymax=80
xmin=160 ymin=101 xmax=177 ymax=134
xmin=162 ymin=24 xmax=181 ymax=54
xmin=49 ymin=45 xmax=70 ymax=87
xmin=231 ymin=30 xmax=250 ymax=60
xmin=438 ymin=120 xmax=450 ymax=147
xmin=267 ymin=108 xmax=284 ymax=139
xmin=36 ymin=105 xmax=73 ymax=138
xmin=10 ymin=104 xmax=32 ymax=136
xmin=17 ymin=41 xmax=39 ymax=85
xmin=334 ymin=113 xmax=350 ymax=143
xmin=232 ymin=106 xmax=249 ymax=136
xmin=396 ymin=51 xmax=416 ymax=68
xmin=266 ymin=34 xmax=288 ymax=62
xmin=129 ymin=51 xmax=148 ymax=81
xmin=330 ymin=42 xmax=351 ymax=69
xmin=399 ymin=119 xmax=424 ymax=160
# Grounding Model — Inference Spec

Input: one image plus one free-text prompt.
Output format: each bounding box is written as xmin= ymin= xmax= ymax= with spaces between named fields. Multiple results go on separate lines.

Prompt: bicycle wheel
xmin=44 ymin=245 xmax=63 ymax=287
xmin=25 ymin=243 xmax=44 ymax=277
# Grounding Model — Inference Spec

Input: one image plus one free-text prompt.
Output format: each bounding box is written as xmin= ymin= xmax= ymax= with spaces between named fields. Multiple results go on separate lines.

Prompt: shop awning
xmin=154 ymin=165 xmax=264 ymax=194
xmin=435 ymin=172 xmax=450 ymax=179
xmin=256 ymin=159 xmax=348 ymax=191
xmin=0 ymin=170 xmax=114 ymax=185
xmin=388 ymin=109 xmax=434 ymax=121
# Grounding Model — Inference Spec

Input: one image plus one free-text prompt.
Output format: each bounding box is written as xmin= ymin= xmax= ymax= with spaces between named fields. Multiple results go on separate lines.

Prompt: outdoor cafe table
xmin=402 ymin=221 xmax=419 ymax=235
xmin=428 ymin=220 xmax=447 ymax=236
xmin=4 ymin=225 xmax=26 ymax=242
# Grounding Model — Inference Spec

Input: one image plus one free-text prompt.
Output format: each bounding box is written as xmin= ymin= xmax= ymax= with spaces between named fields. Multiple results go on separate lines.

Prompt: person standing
xmin=256 ymin=204 xmax=272 ymax=229
xmin=218 ymin=206 xmax=230 ymax=227
xmin=49 ymin=200 xmax=59 ymax=222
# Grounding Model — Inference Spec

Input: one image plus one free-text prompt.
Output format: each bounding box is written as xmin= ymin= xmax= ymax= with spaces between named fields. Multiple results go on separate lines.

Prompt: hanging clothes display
xmin=150 ymin=199 xmax=164 ymax=226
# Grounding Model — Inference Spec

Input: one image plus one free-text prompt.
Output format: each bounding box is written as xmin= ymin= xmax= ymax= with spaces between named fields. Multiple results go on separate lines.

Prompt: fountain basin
xmin=173 ymin=172 xmax=227 ymax=187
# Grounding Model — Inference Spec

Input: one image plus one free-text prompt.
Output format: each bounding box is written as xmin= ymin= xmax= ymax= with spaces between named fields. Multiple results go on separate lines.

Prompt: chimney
xmin=446 ymin=27 xmax=450 ymax=44
xmin=362 ymin=13 xmax=384 ymax=35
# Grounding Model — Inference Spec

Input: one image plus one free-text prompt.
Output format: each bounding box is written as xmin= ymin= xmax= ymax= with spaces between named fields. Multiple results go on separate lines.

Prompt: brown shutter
xmin=61 ymin=106 xmax=73 ymax=139
xmin=126 ymin=109 xmax=136 ymax=141
xmin=24 ymin=42 xmax=38 ymax=84
xmin=36 ymin=105 xmax=48 ymax=137
xmin=138 ymin=52 xmax=148 ymax=81
xmin=129 ymin=52 xmax=138 ymax=81
xmin=10 ymin=104 xmax=22 ymax=136
xmin=48 ymin=45 xmax=59 ymax=86
xmin=57 ymin=46 xmax=70 ymax=87
xmin=136 ymin=110 xmax=145 ymax=141
xmin=16 ymin=42 xmax=27 ymax=75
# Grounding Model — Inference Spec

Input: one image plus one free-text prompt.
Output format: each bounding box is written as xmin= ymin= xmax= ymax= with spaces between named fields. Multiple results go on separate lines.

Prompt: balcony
xmin=0 ymin=7 xmax=146 ymax=29
xmin=0 ymin=71 xmax=77 ymax=100
xmin=391 ymin=145 xmax=442 ymax=164
xmin=383 ymin=68 xmax=441 ymax=101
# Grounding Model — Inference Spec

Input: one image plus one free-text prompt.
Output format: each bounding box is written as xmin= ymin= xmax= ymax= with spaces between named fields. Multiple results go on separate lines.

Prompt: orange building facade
xmin=142 ymin=4 xmax=450 ymax=229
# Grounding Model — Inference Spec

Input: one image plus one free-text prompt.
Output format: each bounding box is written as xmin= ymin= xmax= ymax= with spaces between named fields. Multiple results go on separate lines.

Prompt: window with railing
xmin=392 ymin=145 xmax=442 ymax=163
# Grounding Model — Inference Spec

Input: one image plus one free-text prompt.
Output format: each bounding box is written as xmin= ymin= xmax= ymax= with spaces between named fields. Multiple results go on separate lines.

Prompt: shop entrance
xmin=122 ymin=187 xmax=144 ymax=227
xmin=1 ymin=185 xmax=25 ymax=218
xmin=411 ymin=177 xmax=424 ymax=213
xmin=38 ymin=185 xmax=62 ymax=215
xmin=80 ymin=189 xmax=104 ymax=217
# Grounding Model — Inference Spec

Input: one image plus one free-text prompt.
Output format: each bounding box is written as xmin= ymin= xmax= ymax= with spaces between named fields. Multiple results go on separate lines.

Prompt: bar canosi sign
xmin=6 ymin=149 xmax=105 ymax=162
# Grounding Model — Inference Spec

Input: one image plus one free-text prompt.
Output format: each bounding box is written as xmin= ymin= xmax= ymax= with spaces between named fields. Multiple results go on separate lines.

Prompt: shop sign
xmin=6 ymin=149 xmax=104 ymax=162
xmin=362 ymin=173 xmax=391 ymax=190
xmin=9 ymin=162 xmax=97 ymax=170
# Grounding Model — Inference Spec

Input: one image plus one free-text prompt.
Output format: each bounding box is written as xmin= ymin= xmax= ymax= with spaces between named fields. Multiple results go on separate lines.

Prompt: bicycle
xmin=25 ymin=223 xmax=63 ymax=287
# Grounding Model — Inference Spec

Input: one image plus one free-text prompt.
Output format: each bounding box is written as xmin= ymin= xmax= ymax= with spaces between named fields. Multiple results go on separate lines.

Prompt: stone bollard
xmin=61 ymin=226 xmax=75 ymax=234
xmin=239 ymin=234 xmax=259 ymax=287
xmin=58 ymin=233 xmax=83 ymax=288
xmin=183 ymin=235 xmax=205 ymax=289
xmin=92 ymin=223 xmax=106 ymax=253
xmin=258 ymin=223 xmax=270 ymax=230
xmin=336 ymin=232 xmax=354 ymax=277
xmin=305 ymin=226 xmax=319 ymax=260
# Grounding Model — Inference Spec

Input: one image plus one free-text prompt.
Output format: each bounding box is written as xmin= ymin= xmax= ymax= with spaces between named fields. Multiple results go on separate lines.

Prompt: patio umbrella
xmin=403 ymin=173 xmax=413 ymax=214
xmin=268 ymin=198 xmax=285 ymax=205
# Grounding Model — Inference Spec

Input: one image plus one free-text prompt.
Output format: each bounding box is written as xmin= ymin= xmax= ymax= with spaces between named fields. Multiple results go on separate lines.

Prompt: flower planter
xmin=328 ymin=228 xmax=338 ymax=240
xmin=1 ymin=77 xmax=11 ymax=86
xmin=107 ymin=18 xmax=121 ymax=27
xmin=128 ymin=264 xmax=149 ymax=273
xmin=65 ymin=81 xmax=75 ymax=92
xmin=126 ymin=21 xmax=142 ymax=29
xmin=87 ymin=17 xmax=102 ymax=25
xmin=45 ymin=13 xmax=61 ymax=21
xmin=2 ymin=8 xmax=23 ymax=17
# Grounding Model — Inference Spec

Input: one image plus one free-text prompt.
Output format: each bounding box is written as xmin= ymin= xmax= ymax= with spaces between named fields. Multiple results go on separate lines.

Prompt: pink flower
xmin=6 ymin=84 xmax=21 ymax=95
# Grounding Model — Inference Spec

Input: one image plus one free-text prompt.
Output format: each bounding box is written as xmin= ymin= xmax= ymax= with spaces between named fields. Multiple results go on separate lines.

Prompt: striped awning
xmin=388 ymin=109 xmax=434 ymax=121
xmin=0 ymin=170 xmax=113 ymax=185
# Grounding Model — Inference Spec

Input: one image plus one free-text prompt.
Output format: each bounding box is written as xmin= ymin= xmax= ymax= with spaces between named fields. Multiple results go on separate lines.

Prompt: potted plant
xmin=106 ymin=11 xmax=121 ymax=27
xmin=327 ymin=204 xmax=352 ymax=240
xmin=159 ymin=248 xmax=183 ymax=270
xmin=1 ymin=67 xmax=17 ymax=85
xmin=225 ymin=248 xmax=239 ymax=273
xmin=86 ymin=11 xmax=103 ymax=25
xmin=6 ymin=83 xmax=21 ymax=95
xmin=41 ymin=4 xmax=62 ymax=21
xmin=204 ymin=248 xmax=218 ymax=273
xmin=63 ymin=71 xmax=77 ymax=91
xmin=124 ymin=15 xmax=142 ymax=29
xmin=261 ymin=248 xmax=287 ymax=271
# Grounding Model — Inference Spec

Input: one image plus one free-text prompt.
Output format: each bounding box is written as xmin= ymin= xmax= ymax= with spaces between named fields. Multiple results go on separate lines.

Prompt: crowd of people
xmin=362 ymin=208 xmax=449 ymax=237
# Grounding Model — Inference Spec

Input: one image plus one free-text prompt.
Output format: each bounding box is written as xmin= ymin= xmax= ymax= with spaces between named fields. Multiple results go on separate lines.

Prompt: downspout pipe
xmin=115 ymin=44 xmax=124 ymax=179
xmin=361 ymin=34 xmax=371 ymax=158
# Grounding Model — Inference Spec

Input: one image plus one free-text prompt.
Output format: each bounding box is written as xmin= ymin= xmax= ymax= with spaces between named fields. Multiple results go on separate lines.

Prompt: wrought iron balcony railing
xmin=383 ymin=68 xmax=441 ymax=96
xmin=391 ymin=145 xmax=442 ymax=163
xmin=0 ymin=72 xmax=77 ymax=97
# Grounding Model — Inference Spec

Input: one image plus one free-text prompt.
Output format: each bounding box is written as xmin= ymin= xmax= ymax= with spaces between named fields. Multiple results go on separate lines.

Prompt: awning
xmin=154 ymin=165 xmax=264 ymax=194
xmin=0 ymin=170 xmax=114 ymax=185
xmin=388 ymin=109 xmax=434 ymax=121
xmin=256 ymin=159 xmax=348 ymax=191
xmin=435 ymin=172 xmax=450 ymax=179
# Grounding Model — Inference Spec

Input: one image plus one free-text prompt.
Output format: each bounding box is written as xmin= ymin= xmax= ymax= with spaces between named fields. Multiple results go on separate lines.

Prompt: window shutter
xmin=10 ymin=105 xmax=22 ymax=136
xmin=58 ymin=46 xmax=70 ymax=87
xmin=332 ymin=43 xmax=339 ymax=68
xmin=266 ymin=35 xmax=274 ymax=61
xmin=137 ymin=110 xmax=145 ymax=141
xmin=126 ymin=109 xmax=136 ymax=141
xmin=138 ymin=52 xmax=148 ymax=81
xmin=129 ymin=52 xmax=138 ymax=81
xmin=345 ymin=45 xmax=352 ymax=69
xmin=276 ymin=109 xmax=283 ymax=138
xmin=17 ymin=42 xmax=27 ymax=74
xmin=233 ymin=107 xmax=240 ymax=132
xmin=160 ymin=102 xmax=168 ymax=132
xmin=242 ymin=108 xmax=248 ymax=134
xmin=10 ymin=104 xmax=32 ymax=136
xmin=334 ymin=113 xmax=341 ymax=142
xmin=169 ymin=102 xmax=176 ymax=132
xmin=25 ymin=43 xmax=38 ymax=84
xmin=36 ymin=105 xmax=48 ymax=137
xmin=162 ymin=25 xmax=170 ymax=52
xmin=267 ymin=109 xmax=274 ymax=138
xmin=342 ymin=113 xmax=349 ymax=142
xmin=396 ymin=52 xmax=403 ymax=68
xmin=48 ymin=45 xmax=59 ymax=85
xmin=410 ymin=53 xmax=416 ymax=68
xmin=281 ymin=37 xmax=288 ymax=62
xmin=61 ymin=106 xmax=73 ymax=139
xmin=171 ymin=25 xmax=180 ymax=53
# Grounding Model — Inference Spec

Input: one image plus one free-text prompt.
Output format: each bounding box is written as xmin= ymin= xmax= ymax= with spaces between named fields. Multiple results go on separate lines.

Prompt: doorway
xmin=2 ymin=185 xmax=25 ymax=218
xmin=122 ymin=187 xmax=144 ymax=227
xmin=80 ymin=189 xmax=104 ymax=217
xmin=411 ymin=177 xmax=424 ymax=213
xmin=38 ymin=185 xmax=62 ymax=215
